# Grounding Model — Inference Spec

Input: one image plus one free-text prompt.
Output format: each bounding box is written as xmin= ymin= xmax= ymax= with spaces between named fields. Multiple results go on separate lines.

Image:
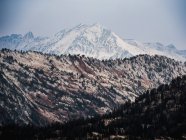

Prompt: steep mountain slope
xmin=1 ymin=75 xmax=185 ymax=140
xmin=0 ymin=49 xmax=185 ymax=126
xmin=43 ymin=75 xmax=186 ymax=139
xmin=0 ymin=24 xmax=186 ymax=61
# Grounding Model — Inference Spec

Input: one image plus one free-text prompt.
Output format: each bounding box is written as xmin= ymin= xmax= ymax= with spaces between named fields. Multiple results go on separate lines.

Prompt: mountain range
xmin=0 ymin=49 xmax=185 ymax=126
xmin=0 ymin=24 xmax=186 ymax=139
xmin=0 ymin=24 xmax=186 ymax=61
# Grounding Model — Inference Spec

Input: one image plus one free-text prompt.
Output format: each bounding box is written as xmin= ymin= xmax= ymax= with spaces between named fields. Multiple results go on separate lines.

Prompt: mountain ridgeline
xmin=0 ymin=24 xmax=186 ymax=61
xmin=0 ymin=49 xmax=186 ymax=126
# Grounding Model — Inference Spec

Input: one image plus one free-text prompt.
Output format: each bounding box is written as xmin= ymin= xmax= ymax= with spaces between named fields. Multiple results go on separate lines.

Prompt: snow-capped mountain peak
xmin=24 ymin=32 xmax=34 ymax=39
xmin=0 ymin=23 xmax=186 ymax=61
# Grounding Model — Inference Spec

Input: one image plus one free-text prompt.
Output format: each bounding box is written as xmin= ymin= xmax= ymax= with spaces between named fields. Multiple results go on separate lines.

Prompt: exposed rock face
xmin=0 ymin=49 xmax=185 ymax=126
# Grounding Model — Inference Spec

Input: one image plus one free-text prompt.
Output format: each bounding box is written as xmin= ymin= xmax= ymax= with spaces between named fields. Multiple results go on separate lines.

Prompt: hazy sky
xmin=0 ymin=0 xmax=185 ymax=49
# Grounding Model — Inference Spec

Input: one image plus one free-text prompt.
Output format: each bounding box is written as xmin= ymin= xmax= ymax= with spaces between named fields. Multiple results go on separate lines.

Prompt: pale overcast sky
xmin=0 ymin=0 xmax=185 ymax=49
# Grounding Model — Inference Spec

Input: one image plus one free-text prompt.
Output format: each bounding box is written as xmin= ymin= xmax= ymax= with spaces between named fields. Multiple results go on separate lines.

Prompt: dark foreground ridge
xmin=0 ymin=75 xmax=186 ymax=139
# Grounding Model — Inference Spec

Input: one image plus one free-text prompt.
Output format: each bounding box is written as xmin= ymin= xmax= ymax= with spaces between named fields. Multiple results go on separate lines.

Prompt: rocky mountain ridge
xmin=0 ymin=49 xmax=185 ymax=126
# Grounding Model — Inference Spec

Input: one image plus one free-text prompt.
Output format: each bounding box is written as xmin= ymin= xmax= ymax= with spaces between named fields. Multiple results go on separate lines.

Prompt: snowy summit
xmin=0 ymin=23 xmax=186 ymax=61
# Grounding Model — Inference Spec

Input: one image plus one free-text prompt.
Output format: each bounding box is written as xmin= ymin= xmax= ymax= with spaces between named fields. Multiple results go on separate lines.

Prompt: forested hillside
xmin=0 ymin=75 xmax=186 ymax=139
xmin=1 ymin=49 xmax=185 ymax=125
